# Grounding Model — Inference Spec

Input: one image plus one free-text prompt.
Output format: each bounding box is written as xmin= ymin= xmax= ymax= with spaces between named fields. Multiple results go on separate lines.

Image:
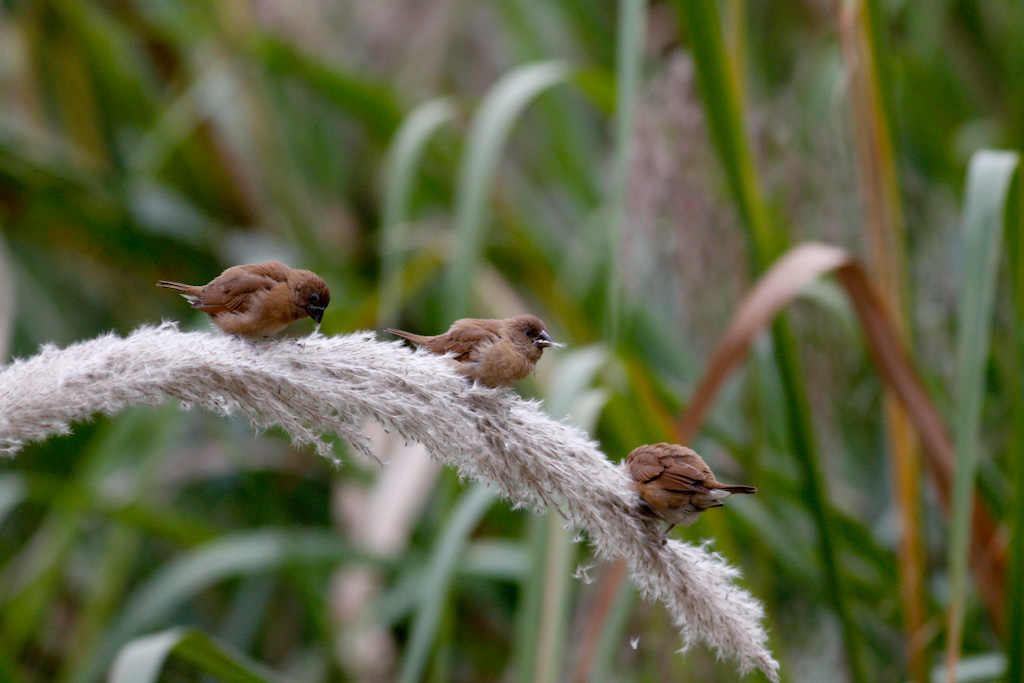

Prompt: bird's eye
xmin=524 ymin=328 xmax=537 ymax=337
xmin=310 ymin=293 xmax=320 ymax=305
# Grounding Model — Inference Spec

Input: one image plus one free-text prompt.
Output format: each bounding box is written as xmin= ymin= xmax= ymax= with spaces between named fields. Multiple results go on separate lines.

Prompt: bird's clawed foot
xmin=636 ymin=499 xmax=657 ymax=517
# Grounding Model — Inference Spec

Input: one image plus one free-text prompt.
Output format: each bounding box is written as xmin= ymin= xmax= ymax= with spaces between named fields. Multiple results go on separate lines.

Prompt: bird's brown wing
xmin=196 ymin=268 xmax=280 ymax=314
xmin=655 ymin=456 xmax=712 ymax=493
xmin=626 ymin=445 xmax=671 ymax=483
xmin=674 ymin=447 xmax=717 ymax=478
xmin=428 ymin=319 xmax=502 ymax=361
xmin=627 ymin=444 xmax=710 ymax=493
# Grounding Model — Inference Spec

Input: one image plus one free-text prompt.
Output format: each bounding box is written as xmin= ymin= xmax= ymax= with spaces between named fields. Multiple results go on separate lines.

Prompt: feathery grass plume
xmin=0 ymin=323 xmax=779 ymax=680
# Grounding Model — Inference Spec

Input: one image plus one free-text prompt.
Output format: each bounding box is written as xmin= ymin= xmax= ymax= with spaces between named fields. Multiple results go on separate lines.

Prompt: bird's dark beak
xmin=534 ymin=330 xmax=554 ymax=348
xmin=306 ymin=305 xmax=325 ymax=324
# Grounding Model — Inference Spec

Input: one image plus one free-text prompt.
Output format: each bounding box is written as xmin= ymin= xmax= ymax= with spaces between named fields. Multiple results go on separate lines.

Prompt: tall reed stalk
xmin=839 ymin=2 xmax=925 ymax=679
xmin=675 ymin=2 xmax=867 ymax=680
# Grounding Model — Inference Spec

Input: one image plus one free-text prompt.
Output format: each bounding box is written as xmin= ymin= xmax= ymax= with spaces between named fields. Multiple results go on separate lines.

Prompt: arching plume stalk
xmin=0 ymin=323 xmax=779 ymax=680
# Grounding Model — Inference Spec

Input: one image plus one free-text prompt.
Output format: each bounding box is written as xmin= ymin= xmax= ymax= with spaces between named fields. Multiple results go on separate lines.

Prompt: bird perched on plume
xmin=386 ymin=314 xmax=560 ymax=388
xmin=624 ymin=443 xmax=756 ymax=540
xmin=157 ymin=261 xmax=330 ymax=339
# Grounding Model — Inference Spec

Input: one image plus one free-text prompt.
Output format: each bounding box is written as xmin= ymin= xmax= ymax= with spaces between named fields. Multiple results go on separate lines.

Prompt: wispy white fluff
xmin=0 ymin=323 xmax=779 ymax=680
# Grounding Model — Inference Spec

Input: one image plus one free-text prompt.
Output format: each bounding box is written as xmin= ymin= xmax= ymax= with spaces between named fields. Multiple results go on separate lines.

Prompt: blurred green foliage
xmin=2 ymin=0 xmax=1024 ymax=681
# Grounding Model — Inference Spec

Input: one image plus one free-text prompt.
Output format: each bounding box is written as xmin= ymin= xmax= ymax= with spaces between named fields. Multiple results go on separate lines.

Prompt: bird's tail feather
xmin=156 ymin=281 xmax=200 ymax=305
xmin=719 ymin=484 xmax=757 ymax=495
xmin=156 ymin=280 xmax=192 ymax=292
xmin=385 ymin=328 xmax=430 ymax=345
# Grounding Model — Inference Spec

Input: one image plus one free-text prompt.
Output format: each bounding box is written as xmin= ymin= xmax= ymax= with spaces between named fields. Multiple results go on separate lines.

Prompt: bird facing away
xmin=157 ymin=261 xmax=330 ymax=339
xmin=624 ymin=443 xmax=756 ymax=539
xmin=386 ymin=314 xmax=559 ymax=388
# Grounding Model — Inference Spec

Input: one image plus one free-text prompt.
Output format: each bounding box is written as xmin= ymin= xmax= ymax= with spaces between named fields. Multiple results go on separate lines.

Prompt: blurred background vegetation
xmin=1 ymin=0 xmax=1023 ymax=681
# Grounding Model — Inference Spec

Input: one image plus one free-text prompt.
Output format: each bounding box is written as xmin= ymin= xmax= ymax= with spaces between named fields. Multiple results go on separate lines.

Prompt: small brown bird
xmin=157 ymin=261 xmax=330 ymax=339
xmin=386 ymin=314 xmax=559 ymax=388
xmin=625 ymin=443 xmax=756 ymax=539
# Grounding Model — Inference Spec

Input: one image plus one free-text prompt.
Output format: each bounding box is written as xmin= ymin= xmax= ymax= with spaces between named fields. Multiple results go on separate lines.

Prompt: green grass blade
xmin=945 ymin=150 xmax=1020 ymax=682
xmin=0 ymin=230 xmax=14 ymax=359
xmin=675 ymin=2 xmax=866 ymax=680
xmin=1005 ymin=153 xmax=1024 ymax=683
xmin=4 ymin=471 xmax=219 ymax=547
xmin=109 ymin=627 xmax=287 ymax=683
xmin=48 ymin=0 xmax=158 ymax=132
xmin=56 ymin=526 xmax=143 ymax=683
xmin=251 ymin=34 xmax=403 ymax=145
xmin=672 ymin=0 xmax=777 ymax=267
xmin=513 ymin=514 xmax=549 ymax=683
xmin=444 ymin=61 xmax=572 ymax=319
xmin=379 ymin=97 xmax=458 ymax=324
xmin=605 ymin=0 xmax=647 ymax=340
xmin=0 ymin=403 xmax=175 ymax=653
xmin=0 ymin=473 xmax=25 ymax=526
xmin=459 ymin=540 xmax=530 ymax=580
xmin=492 ymin=1 xmax=602 ymax=207
xmin=70 ymin=529 xmax=357 ymax=683
xmin=529 ymin=347 xmax=610 ymax=683
xmin=0 ymin=648 xmax=27 ymax=683
xmin=544 ymin=345 xmax=611 ymax=421
xmin=771 ymin=331 xmax=868 ymax=683
xmin=532 ymin=511 xmax=574 ymax=683
xmin=586 ymin=570 xmax=636 ymax=683
xmin=932 ymin=652 xmax=1007 ymax=683
xmin=396 ymin=483 xmax=495 ymax=683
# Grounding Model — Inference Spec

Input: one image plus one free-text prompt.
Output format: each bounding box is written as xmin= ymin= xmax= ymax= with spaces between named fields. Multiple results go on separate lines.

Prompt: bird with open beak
xmin=157 ymin=261 xmax=330 ymax=339
xmin=386 ymin=314 xmax=560 ymax=388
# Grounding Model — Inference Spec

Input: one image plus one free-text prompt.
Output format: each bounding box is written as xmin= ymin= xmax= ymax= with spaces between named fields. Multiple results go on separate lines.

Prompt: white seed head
xmin=0 ymin=324 xmax=779 ymax=681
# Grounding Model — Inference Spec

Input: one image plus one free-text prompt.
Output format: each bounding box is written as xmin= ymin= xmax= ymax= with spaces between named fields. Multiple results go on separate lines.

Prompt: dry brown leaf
xmin=677 ymin=242 xmax=1003 ymax=625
